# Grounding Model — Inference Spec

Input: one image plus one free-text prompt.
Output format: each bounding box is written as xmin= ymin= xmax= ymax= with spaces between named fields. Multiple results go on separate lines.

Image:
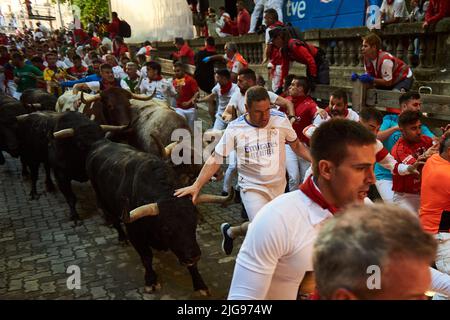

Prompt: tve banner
xmin=284 ymin=0 xmax=374 ymax=31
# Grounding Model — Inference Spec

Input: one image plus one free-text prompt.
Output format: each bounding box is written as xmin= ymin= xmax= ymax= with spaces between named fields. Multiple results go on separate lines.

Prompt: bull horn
xmin=164 ymin=141 xmax=179 ymax=158
xmin=100 ymin=125 xmax=128 ymax=132
xmin=53 ymin=128 xmax=75 ymax=139
xmin=131 ymin=89 xmax=155 ymax=101
xmin=81 ymin=92 xmax=101 ymax=104
xmin=16 ymin=114 xmax=29 ymax=121
xmin=196 ymin=188 xmax=235 ymax=206
xmin=125 ymin=203 xmax=159 ymax=223
xmin=29 ymin=103 xmax=42 ymax=108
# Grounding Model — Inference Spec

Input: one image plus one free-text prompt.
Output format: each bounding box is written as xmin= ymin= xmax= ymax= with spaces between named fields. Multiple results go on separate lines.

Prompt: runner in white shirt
xmin=197 ymin=69 xmax=239 ymax=131
xmin=303 ymin=89 xmax=359 ymax=139
xmin=139 ymin=61 xmax=176 ymax=102
xmin=220 ymin=69 xmax=297 ymax=201
xmin=174 ymin=86 xmax=311 ymax=256
xmin=228 ymin=119 xmax=377 ymax=300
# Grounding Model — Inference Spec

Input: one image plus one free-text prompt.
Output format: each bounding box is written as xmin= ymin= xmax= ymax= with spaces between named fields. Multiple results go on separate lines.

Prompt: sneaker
xmin=220 ymin=223 xmax=233 ymax=255
xmin=240 ymin=203 xmax=249 ymax=221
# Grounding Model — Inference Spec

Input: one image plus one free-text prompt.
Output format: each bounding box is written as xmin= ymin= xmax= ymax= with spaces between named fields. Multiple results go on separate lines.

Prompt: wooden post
xmin=351 ymin=80 xmax=367 ymax=113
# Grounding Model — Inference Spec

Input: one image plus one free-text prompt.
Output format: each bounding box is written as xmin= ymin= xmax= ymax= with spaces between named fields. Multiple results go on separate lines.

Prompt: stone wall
xmin=132 ymin=18 xmax=450 ymax=95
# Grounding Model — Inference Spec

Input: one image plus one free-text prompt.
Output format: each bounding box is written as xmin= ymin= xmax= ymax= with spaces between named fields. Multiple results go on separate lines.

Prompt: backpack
xmin=284 ymin=25 xmax=304 ymax=41
xmin=118 ymin=20 xmax=131 ymax=38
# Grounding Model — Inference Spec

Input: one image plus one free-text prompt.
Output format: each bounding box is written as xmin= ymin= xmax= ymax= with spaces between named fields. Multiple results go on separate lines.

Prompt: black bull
xmin=52 ymin=112 xmax=226 ymax=295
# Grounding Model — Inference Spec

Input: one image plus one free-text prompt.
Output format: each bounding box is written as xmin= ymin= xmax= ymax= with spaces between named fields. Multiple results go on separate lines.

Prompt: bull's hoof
xmin=144 ymin=283 xmax=162 ymax=293
xmin=119 ymin=238 xmax=129 ymax=246
xmin=0 ymin=154 xmax=5 ymax=165
xmin=22 ymin=170 xmax=30 ymax=179
xmin=70 ymin=215 xmax=83 ymax=227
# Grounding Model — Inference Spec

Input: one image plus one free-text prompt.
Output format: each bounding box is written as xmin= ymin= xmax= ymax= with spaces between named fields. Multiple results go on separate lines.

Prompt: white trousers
xmin=433 ymin=233 xmax=450 ymax=300
xmin=375 ymin=179 xmax=394 ymax=203
xmin=249 ymin=0 xmax=267 ymax=33
xmin=240 ymin=189 xmax=272 ymax=221
xmin=285 ymin=144 xmax=310 ymax=191
xmin=393 ymin=192 xmax=421 ymax=215
xmin=175 ymin=107 xmax=197 ymax=132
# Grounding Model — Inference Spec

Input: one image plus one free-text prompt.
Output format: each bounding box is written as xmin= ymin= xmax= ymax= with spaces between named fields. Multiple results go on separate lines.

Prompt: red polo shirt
xmin=173 ymin=74 xmax=198 ymax=109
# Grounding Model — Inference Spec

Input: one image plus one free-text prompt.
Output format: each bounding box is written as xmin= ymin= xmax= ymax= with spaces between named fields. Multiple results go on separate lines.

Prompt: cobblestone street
xmin=0 ymin=107 xmax=245 ymax=300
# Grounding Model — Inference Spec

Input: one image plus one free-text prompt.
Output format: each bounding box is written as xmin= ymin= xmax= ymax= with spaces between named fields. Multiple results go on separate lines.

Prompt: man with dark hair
xmin=197 ymin=68 xmax=239 ymax=130
xmin=73 ymin=63 xmax=121 ymax=94
xmin=263 ymin=8 xmax=284 ymax=93
xmin=203 ymin=42 xmax=248 ymax=83
xmin=269 ymin=27 xmax=330 ymax=89
xmin=391 ymin=110 xmax=437 ymax=214
xmin=172 ymin=37 xmax=195 ymax=65
xmin=43 ymin=52 xmax=68 ymax=97
xmin=11 ymin=52 xmax=43 ymax=99
xmin=172 ymin=61 xmax=199 ymax=131
xmin=303 ymin=89 xmax=359 ymax=140
xmin=60 ymin=58 xmax=102 ymax=89
xmin=236 ymin=1 xmax=250 ymax=35
xmin=375 ymin=92 xmax=435 ymax=203
xmin=354 ymin=32 xmax=413 ymax=92
xmin=108 ymin=12 xmax=120 ymax=39
xmin=139 ymin=61 xmax=175 ymax=101
xmin=66 ymin=55 xmax=88 ymax=80
xmin=227 ymin=119 xmax=377 ymax=299
xmin=175 ymin=86 xmax=311 ymax=255
xmin=420 ymin=126 xmax=450 ymax=299
xmin=194 ymin=36 xmax=216 ymax=97
xmin=314 ymin=203 xmax=437 ymax=300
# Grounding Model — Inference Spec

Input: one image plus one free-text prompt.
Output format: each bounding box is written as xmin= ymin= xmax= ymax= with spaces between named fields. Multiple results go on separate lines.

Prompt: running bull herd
xmin=0 ymin=88 xmax=232 ymax=296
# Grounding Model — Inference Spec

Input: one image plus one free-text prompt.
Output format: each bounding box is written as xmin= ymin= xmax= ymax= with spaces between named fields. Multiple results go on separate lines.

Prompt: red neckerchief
xmin=220 ymin=81 xmax=233 ymax=95
xmin=150 ymin=75 xmax=163 ymax=82
xmin=299 ymin=176 xmax=339 ymax=214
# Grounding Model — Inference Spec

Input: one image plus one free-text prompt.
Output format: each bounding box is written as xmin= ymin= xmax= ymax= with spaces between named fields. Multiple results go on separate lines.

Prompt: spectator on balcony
xmin=201 ymin=42 xmax=248 ymax=83
xmin=409 ymin=0 xmax=429 ymax=22
xmin=216 ymin=13 xmax=239 ymax=37
xmin=269 ymin=27 xmax=330 ymax=91
xmin=423 ymin=0 xmax=450 ymax=29
xmin=262 ymin=8 xmax=284 ymax=93
xmin=172 ymin=37 xmax=195 ymax=66
xmin=356 ymin=33 xmax=413 ymax=92
xmin=108 ymin=12 xmax=121 ymax=39
xmin=380 ymin=0 xmax=409 ymax=25
xmin=236 ymin=1 xmax=250 ymax=36
xmin=266 ymin=0 xmax=284 ymax=23
xmin=249 ymin=0 xmax=267 ymax=34
xmin=206 ymin=8 xmax=218 ymax=38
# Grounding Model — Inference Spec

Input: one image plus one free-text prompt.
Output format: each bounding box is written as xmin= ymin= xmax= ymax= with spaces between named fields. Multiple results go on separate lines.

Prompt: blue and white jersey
xmin=215 ymin=110 xmax=298 ymax=198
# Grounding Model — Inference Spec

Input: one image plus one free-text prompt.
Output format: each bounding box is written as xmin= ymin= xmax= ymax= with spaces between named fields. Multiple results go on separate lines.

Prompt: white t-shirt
xmin=85 ymin=81 xmax=101 ymax=93
xmin=211 ymin=82 xmax=239 ymax=116
xmin=112 ymin=65 xmax=127 ymax=80
xmin=139 ymin=77 xmax=176 ymax=101
xmin=228 ymin=90 xmax=279 ymax=117
xmin=228 ymin=187 xmax=333 ymax=300
xmin=303 ymin=108 xmax=360 ymax=139
xmin=215 ymin=110 xmax=297 ymax=198
xmin=380 ymin=0 xmax=409 ymax=21
xmin=370 ymin=57 xmax=413 ymax=82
